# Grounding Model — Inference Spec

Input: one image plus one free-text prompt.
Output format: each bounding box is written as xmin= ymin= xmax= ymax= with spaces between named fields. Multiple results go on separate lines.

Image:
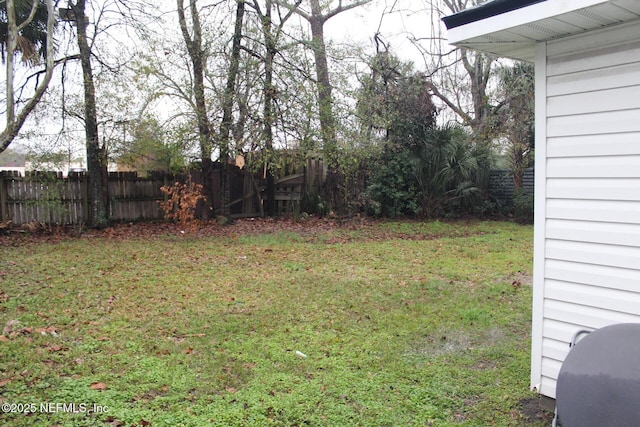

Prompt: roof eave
xmin=442 ymin=0 xmax=547 ymax=30
xmin=444 ymin=0 xmax=624 ymax=61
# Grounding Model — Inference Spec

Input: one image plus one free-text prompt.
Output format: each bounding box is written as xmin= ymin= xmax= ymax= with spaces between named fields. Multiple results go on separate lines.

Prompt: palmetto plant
xmin=365 ymin=124 xmax=491 ymax=218
xmin=498 ymin=62 xmax=535 ymax=190
xmin=415 ymin=124 xmax=489 ymax=215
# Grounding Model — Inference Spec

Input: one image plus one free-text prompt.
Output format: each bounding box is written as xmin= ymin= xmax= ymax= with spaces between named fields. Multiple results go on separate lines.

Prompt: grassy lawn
xmin=0 ymin=220 xmax=548 ymax=426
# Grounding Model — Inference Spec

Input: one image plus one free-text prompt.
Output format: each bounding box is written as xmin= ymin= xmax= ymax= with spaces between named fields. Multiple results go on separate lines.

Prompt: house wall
xmin=531 ymin=19 xmax=640 ymax=399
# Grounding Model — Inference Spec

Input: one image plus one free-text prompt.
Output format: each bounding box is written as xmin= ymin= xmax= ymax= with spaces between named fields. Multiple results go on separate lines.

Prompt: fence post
xmin=81 ymin=172 xmax=89 ymax=224
xmin=0 ymin=171 xmax=8 ymax=222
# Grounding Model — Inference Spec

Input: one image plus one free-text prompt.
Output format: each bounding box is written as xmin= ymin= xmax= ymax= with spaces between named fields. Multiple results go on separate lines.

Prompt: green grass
xmin=0 ymin=220 xmax=545 ymax=426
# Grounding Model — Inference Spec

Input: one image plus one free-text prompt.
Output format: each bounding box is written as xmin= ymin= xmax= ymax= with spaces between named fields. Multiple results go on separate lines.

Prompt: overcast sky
xmin=325 ymin=0 xmax=438 ymax=65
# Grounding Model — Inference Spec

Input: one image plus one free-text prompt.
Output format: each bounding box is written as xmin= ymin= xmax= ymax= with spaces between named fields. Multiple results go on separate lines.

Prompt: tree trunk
xmin=192 ymin=46 xmax=214 ymax=218
xmin=219 ymin=0 xmax=245 ymax=217
xmin=511 ymin=145 xmax=524 ymax=190
xmin=5 ymin=0 xmax=18 ymax=127
xmin=177 ymin=0 xmax=214 ymax=219
xmin=308 ymin=0 xmax=337 ymax=167
xmin=74 ymin=0 xmax=108 ymax=228
xmin=262 ymin=0 xmax=276 ymax=216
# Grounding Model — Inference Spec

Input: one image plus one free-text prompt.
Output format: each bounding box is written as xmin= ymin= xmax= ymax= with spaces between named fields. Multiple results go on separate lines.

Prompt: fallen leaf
xmin=0 ymin=335 xmax=9 ymax=342
xmin=0 ymin=378 xmax=12 ymax=387
xmin=103 ymin=416 xmax=123 ymax=426
xmin=89 ymin=382 xmax=108 ymax=390
xmin=3 ymin=319 xmax=19 ymax=335
xmin=139 ymin=419 xmax=151 ymax=426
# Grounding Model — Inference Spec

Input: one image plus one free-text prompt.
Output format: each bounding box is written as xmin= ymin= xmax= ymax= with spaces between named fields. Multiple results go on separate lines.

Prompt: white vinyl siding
xmin=534 ymin=19 xmax=640 ymax=398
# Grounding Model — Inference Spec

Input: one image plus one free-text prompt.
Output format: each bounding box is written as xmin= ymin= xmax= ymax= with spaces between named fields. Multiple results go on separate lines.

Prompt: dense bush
xmin=364 ymin=146 xmax=422 ymax=217
xmin=362 ymin=124 xmax=493 ymax=218
xmin=353 ymin=52 xmax=495 ymax=219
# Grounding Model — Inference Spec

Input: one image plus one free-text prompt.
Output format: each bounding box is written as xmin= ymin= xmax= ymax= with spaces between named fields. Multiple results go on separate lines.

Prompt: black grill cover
xmin=556 ymin=323 xmax=640 ymax=427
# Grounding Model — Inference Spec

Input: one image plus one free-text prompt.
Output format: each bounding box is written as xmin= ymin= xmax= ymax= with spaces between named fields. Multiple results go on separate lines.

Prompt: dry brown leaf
xmin=103 ymin=416 xmax=123 ymax=427
xmin=3 ymin=320 xmax=19 ymax=335
xmin=89 ymin=382 xmax=108 ymax=390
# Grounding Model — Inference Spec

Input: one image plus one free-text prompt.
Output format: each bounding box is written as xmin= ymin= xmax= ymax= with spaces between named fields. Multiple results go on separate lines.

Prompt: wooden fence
xmin=1 ymin=165 xmax=533 ymax=226
xmin=0 ymin=171 xmax=168 ymax=226
xmin=0 ymin=159 xmax=327 ymax=226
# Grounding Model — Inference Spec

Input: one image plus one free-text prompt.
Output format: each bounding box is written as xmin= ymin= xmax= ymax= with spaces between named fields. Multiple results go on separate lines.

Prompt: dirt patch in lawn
xmin=518 ymin=395 xmax=556 ymax=425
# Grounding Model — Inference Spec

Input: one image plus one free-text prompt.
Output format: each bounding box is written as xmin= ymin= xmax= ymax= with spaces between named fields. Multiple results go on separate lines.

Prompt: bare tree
xmin=177 ymin=0 xmax=215 ymax=217
xmin=57 ymin=0 xmax=110 ymax=227
xmin=410 ymin=0 xmax=504 ymax=145
xmin=278 ymin=0 xmax=371 ymax=166
xmin=217 ymin=0 xmax=245 ymax=216
xmin=1 ymin=0 xmax=55 ymax=153
xmin=246 ymin=0 xmax=301 ymax=215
